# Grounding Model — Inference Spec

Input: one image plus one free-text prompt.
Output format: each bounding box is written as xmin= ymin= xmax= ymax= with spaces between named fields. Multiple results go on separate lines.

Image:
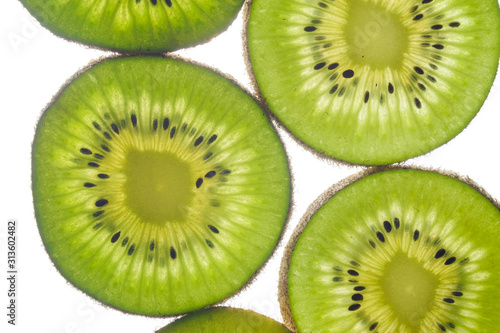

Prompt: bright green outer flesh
xmin=157 ymin=307 xmax=292 ymax=332
xmin=286 ymin=169 xmax=500 ymax=332
xmin=31 ymin=56 xmax=290 ymax=315
xmin=247 ymin=0 xmax=500 ymax=165
xmin=20 ymin=0 xmax=244 ymax=52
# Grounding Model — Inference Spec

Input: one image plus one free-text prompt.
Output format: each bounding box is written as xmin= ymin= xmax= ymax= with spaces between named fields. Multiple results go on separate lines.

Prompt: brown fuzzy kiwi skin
xmin=31 ymin=53 xmax=294 ymax=318
xmin=277 ymin=165 xmax=500 ymax=332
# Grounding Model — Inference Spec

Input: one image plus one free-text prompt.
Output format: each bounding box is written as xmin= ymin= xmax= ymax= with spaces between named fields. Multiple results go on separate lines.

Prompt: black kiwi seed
xmin=314 ymin=62 xmax=326 ymax=70
xmin=369 ymin=322 xmax=378 ymax=331
xmin=94 ymin=154 xmax=104 ymax=159
xmin=170 ymin=246 xmax=177 ymax=259
xmin=432 ymin=24 xmax=443 ymax=30
xmin=121 ymin=237 xmax=129 ymax=247
xmin=347 ymin=269 xmax=359 ymax=276
xmin=101 ymin=145 xmax=111 ymax=152
xmin=165 ymin=0 xmax=172 ymax=7
xmin=205 ymin=171 xmax=216 ymax=178
xmin=369 ymin=240 xmax=376 ymax=248
xmin=364 ymin=91 xmax=369 ymax=103
xmin=351 ymin=294 xmax=363 ymax=301
xmin=384 ymin=220 xmax=392 ymax=233
xmin=449 ymin=22 xmax=460 ymax=27
xmin=196 ymin=178 xmax=203 ymax=188
xmin=328 ymin=63 xmax=339 ymax=70
xmin=93 ymin=122 xmax=101 ymax=131
xmin=88 ymin=162 xmax=100 ymax=168
xmin=170 ymin=126 xmax=176 ymax=138
xmin=414 ymin=98 xmax=422 ymax=109
xmin=376 ymin=231 xmax=385 ymax=243
xmin=207 ymin=134 xmax=217 ymax=144
xmin=111 ymin=231 xmax=121 ymax=243
xmin=445 ymin=257 xmax=456 ymax=265
xmin=194 ymin=136 xmax=204 ymax=146
xmin=342 ymin=70 xmax=354 ymax=78
xmin=206 ymin=239 xmax=215 ymax=248
xmin=80 ymin=148 xmax=92 ymax=155
xmin=348 ymin=304 xmax=361 ymax=311
xmin=153 ymin=119 xmax=158 ymax=131
xmin=84 ymin=182 xmax=96 ymax=188
xmin=304 ymin=26 xmax=317 ymax=32
xmin=435 ymin=248 xmax=446 ymax=259
xmin=432 ymin=44 xmax=445 ymax=49
xmin=452 ymin=291 xmax=463 ymax=297
xmin=98 ymin=173 xmax=110 ymax=179
xmin=163 ymin=118 xmax=170 ymax=130
xmin=128 ymin=244 xmax=136 ymax=255
xmin=95 ymin=199 xmax=108 ymax=207
xmin=93 ymin=210 xmax=104 ymax=218
xmin=443 ymin=298 xmax=455 ymax=304
xmin=330 ymin=84 xmax=339 ymax=94
xmin=414 ymin=229 xmax=420 ymax=241
xmin=394 ymin=217 xmax=400 ymax=229
xmin=203 ymin=152 xmax=213 ymax=160
xmin=414 ymin=66 xmax=424 ymax=75
xmin=208 ymin=225 xmax=219 ymax=234
xmin=111 ymin=123 xmax=119 ymax=134
xmin=388 ymin=83 xmax=394 ymax=94
xmin=438 ymin=323 xmax=447 ymax=331
xmin=150 ymin=241 xmax=155 ymax=251
xmin=413 ymin=14 xmax=424 ymax=21
xmin=354 ymin=286 xmax=365 ymax=291
xmin=131 ymin=114 xmax=137 ymax=127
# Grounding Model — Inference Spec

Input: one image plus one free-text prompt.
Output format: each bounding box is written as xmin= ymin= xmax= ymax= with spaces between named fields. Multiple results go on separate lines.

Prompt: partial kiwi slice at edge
xmin=156 ymin=306 xmax=292 ymax=332
xmin=279 ymin=167 xmax=500 ymax=332
xmin=32 ymin=55 xmax=291 ymax=316
xmin=20 ymin=0 xmax=245 ymax=52
xmin=246 ymin=0 xmax=500 ymax=165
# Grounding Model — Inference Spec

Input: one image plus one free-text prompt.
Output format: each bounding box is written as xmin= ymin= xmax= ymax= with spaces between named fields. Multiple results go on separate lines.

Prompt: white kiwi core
xmin=381 ymin=252 xmax=439 ymax=328
xmin=345 ymin=0 xmax=409 ymax=68
xmin=124 ymin=150 xmax=193 ymax=223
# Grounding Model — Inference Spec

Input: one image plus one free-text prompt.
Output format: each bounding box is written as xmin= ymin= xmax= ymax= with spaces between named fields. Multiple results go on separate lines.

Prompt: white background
xmin=1 ymin=1 xmax=499 ymax=332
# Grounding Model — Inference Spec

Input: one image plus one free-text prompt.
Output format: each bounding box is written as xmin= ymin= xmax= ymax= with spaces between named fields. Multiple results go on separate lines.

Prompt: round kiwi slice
xmin=156 ymin=306 xmax=292 ymax=332
xmin=246 ymin=0 xmax=500 ymax=165
xmin=279 ymin=167 xmax=500 ymax=332
xmin=31 ymin=55 xmax=291 ymax=316
xmin=20 ymin=0 xmax=244 ymax=52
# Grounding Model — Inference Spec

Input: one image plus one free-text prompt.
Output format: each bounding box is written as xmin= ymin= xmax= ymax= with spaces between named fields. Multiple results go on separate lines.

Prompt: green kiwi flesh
xmin=20 ymin=0 xmax=244 ymax=52
xmin=31 ymin=56 xmax=291 ymax=316
xmin=156 ymin=307 xmax=292 ymax=332
xmin=280 ymin=168 xmax=500 ymax=332
xmin=246 ymin=0 xmax=500 ymax=165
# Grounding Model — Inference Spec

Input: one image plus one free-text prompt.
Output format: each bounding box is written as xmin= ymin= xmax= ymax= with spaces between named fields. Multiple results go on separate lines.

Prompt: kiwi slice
xmin=279 ymin=167 xmax=500 ymax=332
xmin=20 ymin=0 xmax=244 ymax=52
xmin=156 ymin=306 xmax=292 ymax=332
xmin=246 ymin=0 xmax=500 ymax=165
xmin=31 ymin=55 xmax=291 ymax=316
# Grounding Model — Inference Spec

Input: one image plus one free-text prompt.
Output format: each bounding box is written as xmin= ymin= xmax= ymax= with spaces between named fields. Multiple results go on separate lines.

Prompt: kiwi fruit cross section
xmin=280 ymin=168 xmax=500 ymax=332
xmin=156 ymin=306 xmax=292 ymax=332
xmin=247 ymin=0 xmax=500 ymax=165
xmin=20 ymin=0 xmax=244 ymax=52
xmin=31 ymin=56 xmax=291 ymax=316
